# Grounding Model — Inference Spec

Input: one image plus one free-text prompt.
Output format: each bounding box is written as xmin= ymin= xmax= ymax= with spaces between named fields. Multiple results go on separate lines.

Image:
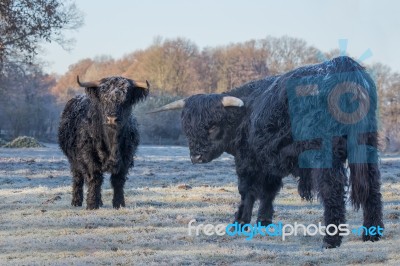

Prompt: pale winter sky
xmin=41 ymin=0 xmax=400 ymax=75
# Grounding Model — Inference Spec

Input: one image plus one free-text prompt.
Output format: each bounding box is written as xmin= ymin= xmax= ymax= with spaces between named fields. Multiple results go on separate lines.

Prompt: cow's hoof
xmin=228 ymin=220 xmax=251 ymax=232
xmin=322 ymin=242 xmax=338 ymax=249
xmin=86 ymin=205 xmax=100 ymax=210
xmin=112 ymin=199 xmax=125 ymax=209
xmin=362 ymin=223 xmax=384 ymax=242
xmin=256 ymin=219 xmax=272 ymax=227
xmin=323 ymin=235 xmax=342 ymax=248
xmin=363 ymin=234 xmax=381 ymax=242
xmin=86 ymin=200 xmax=101 ymax=210
xmin=71 ymin=199 xmax=83 ymax=207
xmin=234 ymin=219 xmax=251 ymax=225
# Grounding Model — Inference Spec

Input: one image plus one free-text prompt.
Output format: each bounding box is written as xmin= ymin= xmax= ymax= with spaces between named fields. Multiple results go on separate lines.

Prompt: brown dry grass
xmin=0 ymin=145 xmax=399 ymax=265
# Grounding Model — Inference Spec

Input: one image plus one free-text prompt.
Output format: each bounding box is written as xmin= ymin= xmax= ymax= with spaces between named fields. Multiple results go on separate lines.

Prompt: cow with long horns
xmin=59 ymin=76 xmax=149 ymax=209
xmin=151 ymin=56 xmax=383 ymax=248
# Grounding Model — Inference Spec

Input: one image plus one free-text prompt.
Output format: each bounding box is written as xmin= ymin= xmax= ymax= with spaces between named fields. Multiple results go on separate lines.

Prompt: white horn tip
xmin=221 ymin=96 xmax=244 ymax=107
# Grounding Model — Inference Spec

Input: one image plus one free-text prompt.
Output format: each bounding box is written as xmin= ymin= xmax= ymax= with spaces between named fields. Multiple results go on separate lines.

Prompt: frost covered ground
xmin=0 ymin=144 xmax=399 ymax=265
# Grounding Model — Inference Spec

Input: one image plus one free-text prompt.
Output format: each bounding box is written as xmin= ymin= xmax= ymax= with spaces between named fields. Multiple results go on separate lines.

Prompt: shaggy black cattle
xmin=58 ymin=76 xmax=149 ymax=209
xmin=152 ymin=56 xmax=383 ymax=248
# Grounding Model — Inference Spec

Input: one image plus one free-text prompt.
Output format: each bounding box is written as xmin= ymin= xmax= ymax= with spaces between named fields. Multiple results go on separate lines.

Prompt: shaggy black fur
xmin=179 ymin=56 xmax=383 ymax=248
xmin=58 ymin=76 xmax=148 ymax=210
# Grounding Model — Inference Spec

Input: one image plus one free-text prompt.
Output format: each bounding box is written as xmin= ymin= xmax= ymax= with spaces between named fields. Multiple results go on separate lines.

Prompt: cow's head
xmin=77 ymin=76 xmax=149 ymax=129
xmin=150 ymin=94 xmax=244 ymax=163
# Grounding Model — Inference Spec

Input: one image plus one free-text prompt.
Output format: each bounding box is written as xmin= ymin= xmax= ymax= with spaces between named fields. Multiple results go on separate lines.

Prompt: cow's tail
xmin=348 ymin=132 xmax=380 ymax=210
xmin=349 ymin=163 xmax=369 ymax=210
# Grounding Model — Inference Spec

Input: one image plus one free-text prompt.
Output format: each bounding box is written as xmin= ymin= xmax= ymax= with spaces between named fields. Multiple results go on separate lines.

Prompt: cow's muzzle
xmin=190 ymin=154 xmax=203 ymax=164
xmin=106 ymin=116 xmax=120 ymax=126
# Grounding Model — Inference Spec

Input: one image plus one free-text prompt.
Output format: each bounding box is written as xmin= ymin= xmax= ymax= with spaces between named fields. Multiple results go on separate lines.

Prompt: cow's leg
xmin=297 ymin=169 xmax=313 ymax=201
xmin=257 ymin=177 xmax=282 ymax=226
xmin=234 ymin=191 xmax=245 ymax=222
xmin=71 ymin=167 xmax=84 ymax=207
xmin=239 ymin=190 xmax=256 ymax=225
xmin=349 ymin=132 xmax=384 ymax=241
xmin=317 ymin=165 xmax=347 ymax=248
xmin=235 ymin=175 xmax=256 ymax=224
xmin=86 ymin=171 xmax=104 ymax=210
xmin=361 ymin=163 xmax=384 ymax=241
xmin=110 ymin=169 xmax=127 ymax=209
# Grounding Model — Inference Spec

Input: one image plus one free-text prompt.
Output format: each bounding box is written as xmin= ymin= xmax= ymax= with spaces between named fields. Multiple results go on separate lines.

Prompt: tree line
xmin=49 ymin=36 xmax=400 ymax=150
xmin=51 ymin=36 xmax=322 ymax=100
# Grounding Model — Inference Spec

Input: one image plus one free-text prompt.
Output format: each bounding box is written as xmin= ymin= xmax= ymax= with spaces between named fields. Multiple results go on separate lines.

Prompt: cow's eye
xmin=208 ymin=125 xmax=218 ymax=134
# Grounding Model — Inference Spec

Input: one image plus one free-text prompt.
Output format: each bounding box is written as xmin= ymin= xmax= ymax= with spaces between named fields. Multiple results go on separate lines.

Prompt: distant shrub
xmin=4 ymin=136 xmax=45 ymax=148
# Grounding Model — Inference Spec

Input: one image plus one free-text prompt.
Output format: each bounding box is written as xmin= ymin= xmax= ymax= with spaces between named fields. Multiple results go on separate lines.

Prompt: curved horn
xmin=147 ymin=99 xmax=186 ymax=114
xmin=221 ymin=96 xmax=244 ymax=107
xmin=134 ymin=80 xmax=150 ymax=90
xmin=77 ymin=75 xmax=101 ymax=88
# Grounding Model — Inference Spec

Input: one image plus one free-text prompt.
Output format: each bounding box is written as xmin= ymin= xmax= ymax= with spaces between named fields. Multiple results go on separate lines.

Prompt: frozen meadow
xmin=0 ymin=144 xmax=399 ymax=265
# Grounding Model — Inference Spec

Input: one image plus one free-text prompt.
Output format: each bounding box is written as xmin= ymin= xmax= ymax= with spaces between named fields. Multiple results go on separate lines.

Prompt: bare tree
xmin=1 ymin=63 xmax=58 ymax=139
xmin=260 ymin=36 xmax=321 ymax=74
xmin=0 ymin=0 xmax=83 ymax=74
xmin=0 ymin=0 xmax=82 ymax=140
xmin=368 ymin=63 xmax=400 ymax=151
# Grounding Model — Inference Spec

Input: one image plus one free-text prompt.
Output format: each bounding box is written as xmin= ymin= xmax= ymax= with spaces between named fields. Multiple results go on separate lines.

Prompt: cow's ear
xmin=131 ymin=80 xmax=150 ymax=104
xmin=85 ymin=87 xmax=100 ymax=100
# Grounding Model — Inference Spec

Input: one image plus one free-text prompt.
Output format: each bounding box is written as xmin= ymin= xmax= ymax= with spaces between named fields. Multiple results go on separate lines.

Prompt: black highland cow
xmin=59 ymin=76 xmax=149 ymax=210
xmin=152 ymin=56 xmax=383 ymax=248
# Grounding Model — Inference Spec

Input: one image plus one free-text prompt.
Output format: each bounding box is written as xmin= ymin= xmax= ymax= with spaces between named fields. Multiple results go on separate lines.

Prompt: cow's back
xmin=248 ymin=56 xmax=375 ymax=174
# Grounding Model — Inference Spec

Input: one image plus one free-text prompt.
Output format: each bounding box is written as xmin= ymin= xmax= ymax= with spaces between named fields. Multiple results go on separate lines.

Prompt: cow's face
xmin=181 ymin=94 xmax=244 ymax=163
xmin=81 ymin=76 xmax=149 ymax=129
